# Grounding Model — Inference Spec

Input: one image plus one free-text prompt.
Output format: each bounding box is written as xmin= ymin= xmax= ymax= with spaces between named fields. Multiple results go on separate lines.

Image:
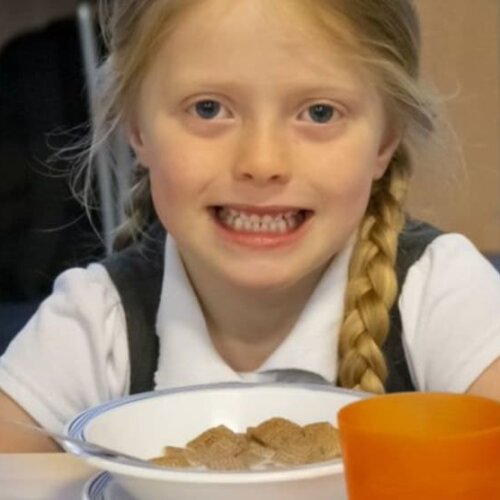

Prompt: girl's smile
xmin=210 ymin=205 xmax=314 ymax=250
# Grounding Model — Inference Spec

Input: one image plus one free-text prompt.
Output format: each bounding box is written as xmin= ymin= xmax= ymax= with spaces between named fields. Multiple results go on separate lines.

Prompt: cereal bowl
xmin=66 ymin=382 xmax=367 ymax=500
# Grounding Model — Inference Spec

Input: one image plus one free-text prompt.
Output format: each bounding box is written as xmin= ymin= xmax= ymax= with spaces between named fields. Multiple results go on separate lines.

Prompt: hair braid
xmin=337 ymin=147 xmax=411 ymax=393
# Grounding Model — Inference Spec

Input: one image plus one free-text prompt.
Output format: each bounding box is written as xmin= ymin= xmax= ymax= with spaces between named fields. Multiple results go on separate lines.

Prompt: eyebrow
xmin=167 ymin=76 xmax=365 ymax=100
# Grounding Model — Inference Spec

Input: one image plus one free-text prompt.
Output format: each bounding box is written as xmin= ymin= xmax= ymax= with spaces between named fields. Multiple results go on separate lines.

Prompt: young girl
xmin=1 ymin=0 xmax=500 ymax=452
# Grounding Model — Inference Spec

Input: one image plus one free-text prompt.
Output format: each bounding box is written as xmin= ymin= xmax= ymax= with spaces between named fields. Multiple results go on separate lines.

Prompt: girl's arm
xmin=399 ymin=234 xmax=500 ymax=398
xmin=0 ymin=390 xmax=60 ymax=452
xmin=466 ymin=357 xmax=500 ymax=402
xmin=0 ymin=264 xmax=128 ymax=452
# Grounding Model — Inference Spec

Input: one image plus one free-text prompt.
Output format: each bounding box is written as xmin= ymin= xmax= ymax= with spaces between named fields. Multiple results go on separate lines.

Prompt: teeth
xmin=216 ymin=208 xmax=305 ymax=233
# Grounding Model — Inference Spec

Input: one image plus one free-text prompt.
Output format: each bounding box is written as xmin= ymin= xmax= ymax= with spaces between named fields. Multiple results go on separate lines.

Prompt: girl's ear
xmin=126 ymin=117 xmax=150 ymax=168
xmin=373 ymin=126 xmax=403 ymax=180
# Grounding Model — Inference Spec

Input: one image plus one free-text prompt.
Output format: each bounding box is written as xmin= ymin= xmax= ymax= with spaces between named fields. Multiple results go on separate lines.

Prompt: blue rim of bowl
xmin=66 ymin=382 xmax=368 ymax=483
xmin=67 ymin=382 xmax=367 ymax=439
xmin=83 ymin=471 xmax=112 ymax=500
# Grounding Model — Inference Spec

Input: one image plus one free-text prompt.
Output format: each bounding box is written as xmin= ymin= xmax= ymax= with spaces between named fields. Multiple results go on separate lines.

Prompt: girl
xmin=1 ymin=0 xmax=500 ymax=452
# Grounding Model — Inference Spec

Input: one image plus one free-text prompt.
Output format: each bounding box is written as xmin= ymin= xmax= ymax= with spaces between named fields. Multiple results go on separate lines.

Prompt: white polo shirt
xmin=0 ymin=232 xmax=499 ymax=432
xmin=154 ymin=236 xmax=352 ymax=389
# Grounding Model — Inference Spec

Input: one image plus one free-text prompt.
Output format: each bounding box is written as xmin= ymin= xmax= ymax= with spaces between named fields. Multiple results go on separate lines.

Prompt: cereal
xmin=150 ymin=417 xmax=341 ymax=471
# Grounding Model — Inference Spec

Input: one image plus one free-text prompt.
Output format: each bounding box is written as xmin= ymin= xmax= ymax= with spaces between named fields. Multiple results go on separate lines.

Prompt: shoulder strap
xmin=101 ymin=223 xmax=165 ymax=394
xmin=383 ymin=218 xmax=442 ymax=392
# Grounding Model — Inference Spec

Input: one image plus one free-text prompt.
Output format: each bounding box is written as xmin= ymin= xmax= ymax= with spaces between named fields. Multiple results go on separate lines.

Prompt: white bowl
xmin=66 ymin=382 xmax=367 ymax=500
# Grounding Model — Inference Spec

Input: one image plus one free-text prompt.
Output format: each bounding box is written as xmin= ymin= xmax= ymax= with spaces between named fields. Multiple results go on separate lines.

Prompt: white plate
xmin=83 ymin=472 xmax=135 ymax=500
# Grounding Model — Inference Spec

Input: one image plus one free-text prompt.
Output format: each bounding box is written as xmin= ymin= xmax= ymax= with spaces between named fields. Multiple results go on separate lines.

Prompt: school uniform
xmin=1 ymin=220 xmax=500 ymax=433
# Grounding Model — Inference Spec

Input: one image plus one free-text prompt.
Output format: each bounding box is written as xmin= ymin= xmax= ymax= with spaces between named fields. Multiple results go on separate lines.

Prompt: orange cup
xmin=337 ymin=392 xmax=500 ymax=500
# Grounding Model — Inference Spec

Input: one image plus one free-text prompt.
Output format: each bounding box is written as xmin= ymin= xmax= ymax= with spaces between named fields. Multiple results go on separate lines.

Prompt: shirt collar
xmin=154 ymin=235 xmax=353 ymax=389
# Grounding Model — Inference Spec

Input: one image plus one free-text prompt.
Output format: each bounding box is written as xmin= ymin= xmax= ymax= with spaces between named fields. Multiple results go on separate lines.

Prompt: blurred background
xmin=0 ymin=0 xmax=499 ymax=353
xmin=411 ymin=0 xmax=500 ymax=257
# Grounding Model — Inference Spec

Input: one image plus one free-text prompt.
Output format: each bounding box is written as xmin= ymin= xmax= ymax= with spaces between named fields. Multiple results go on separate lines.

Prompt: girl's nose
xmin=232 ymin=125 xmax=291 ymax=185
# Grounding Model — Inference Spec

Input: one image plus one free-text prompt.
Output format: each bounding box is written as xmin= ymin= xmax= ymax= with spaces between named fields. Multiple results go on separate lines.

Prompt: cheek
xmin=144 ymin=118 xmax=224 ymax=185
xmin=146 ymin=135 xmax=209 ymax=195
xmin=145 ymin=136 xmax=219 ymax=231
xmin=146 ymin=147 xmax=193 ymax=219
xmin=323 ymin=171 xmax=373 ymax=224
xmin=310 ymin=142 xmax=377 ymax=209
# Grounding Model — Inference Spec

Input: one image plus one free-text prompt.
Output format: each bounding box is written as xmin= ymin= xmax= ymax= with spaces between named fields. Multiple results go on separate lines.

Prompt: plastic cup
xmin=337 ymin=392 xmax=500 ymax=499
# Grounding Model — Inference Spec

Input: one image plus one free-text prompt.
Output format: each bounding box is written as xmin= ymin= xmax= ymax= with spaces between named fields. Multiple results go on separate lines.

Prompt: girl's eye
xmin=301 ymin=104 xmax=337 ymax=124
xmin=191 ymin=100 xmax=224 ymax=120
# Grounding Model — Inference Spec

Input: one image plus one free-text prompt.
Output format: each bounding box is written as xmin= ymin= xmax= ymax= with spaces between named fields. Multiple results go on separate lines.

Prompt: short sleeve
xmin=400 ymin=233 xmax=500 ymax=392
xmin=0 ymin=264 xmax=129 ymax=432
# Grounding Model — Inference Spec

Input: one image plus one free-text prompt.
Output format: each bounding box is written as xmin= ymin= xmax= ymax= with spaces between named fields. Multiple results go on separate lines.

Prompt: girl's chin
xmin=214 ymin=265 xmax=314 ymax=294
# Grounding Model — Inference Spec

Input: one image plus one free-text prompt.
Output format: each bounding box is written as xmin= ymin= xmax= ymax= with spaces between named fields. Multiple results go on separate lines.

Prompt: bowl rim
xmin=66 ymin=382 xmax=368 ymax=483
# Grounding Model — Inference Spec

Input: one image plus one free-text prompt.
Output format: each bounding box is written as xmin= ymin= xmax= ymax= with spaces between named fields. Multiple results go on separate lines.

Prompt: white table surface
xmin=0 ymin=453 xmax=97 ymax=500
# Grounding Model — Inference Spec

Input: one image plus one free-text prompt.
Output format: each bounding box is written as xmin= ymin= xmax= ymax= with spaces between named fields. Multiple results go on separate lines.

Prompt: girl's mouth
xmin=211 ymin=206 xmax=313 ymax=234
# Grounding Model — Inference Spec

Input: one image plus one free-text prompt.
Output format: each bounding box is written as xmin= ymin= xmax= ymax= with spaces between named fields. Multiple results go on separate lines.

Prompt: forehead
xmin=146 ymin=0 xmax=368 ymax=92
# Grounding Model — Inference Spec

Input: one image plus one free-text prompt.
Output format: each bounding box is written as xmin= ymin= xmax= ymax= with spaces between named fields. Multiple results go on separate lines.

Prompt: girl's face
xmin=130 ymin=0 xmax=400 ymax=292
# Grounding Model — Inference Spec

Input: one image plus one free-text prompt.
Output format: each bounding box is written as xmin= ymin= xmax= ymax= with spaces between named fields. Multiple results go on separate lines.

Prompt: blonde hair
xmin=90 ymin=0 xmax=439 ymax=393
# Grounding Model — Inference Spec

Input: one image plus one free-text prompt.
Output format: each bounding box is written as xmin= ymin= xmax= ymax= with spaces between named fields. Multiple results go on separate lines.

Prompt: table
xmin=0 ymin=453 xmax=97 ymax=499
